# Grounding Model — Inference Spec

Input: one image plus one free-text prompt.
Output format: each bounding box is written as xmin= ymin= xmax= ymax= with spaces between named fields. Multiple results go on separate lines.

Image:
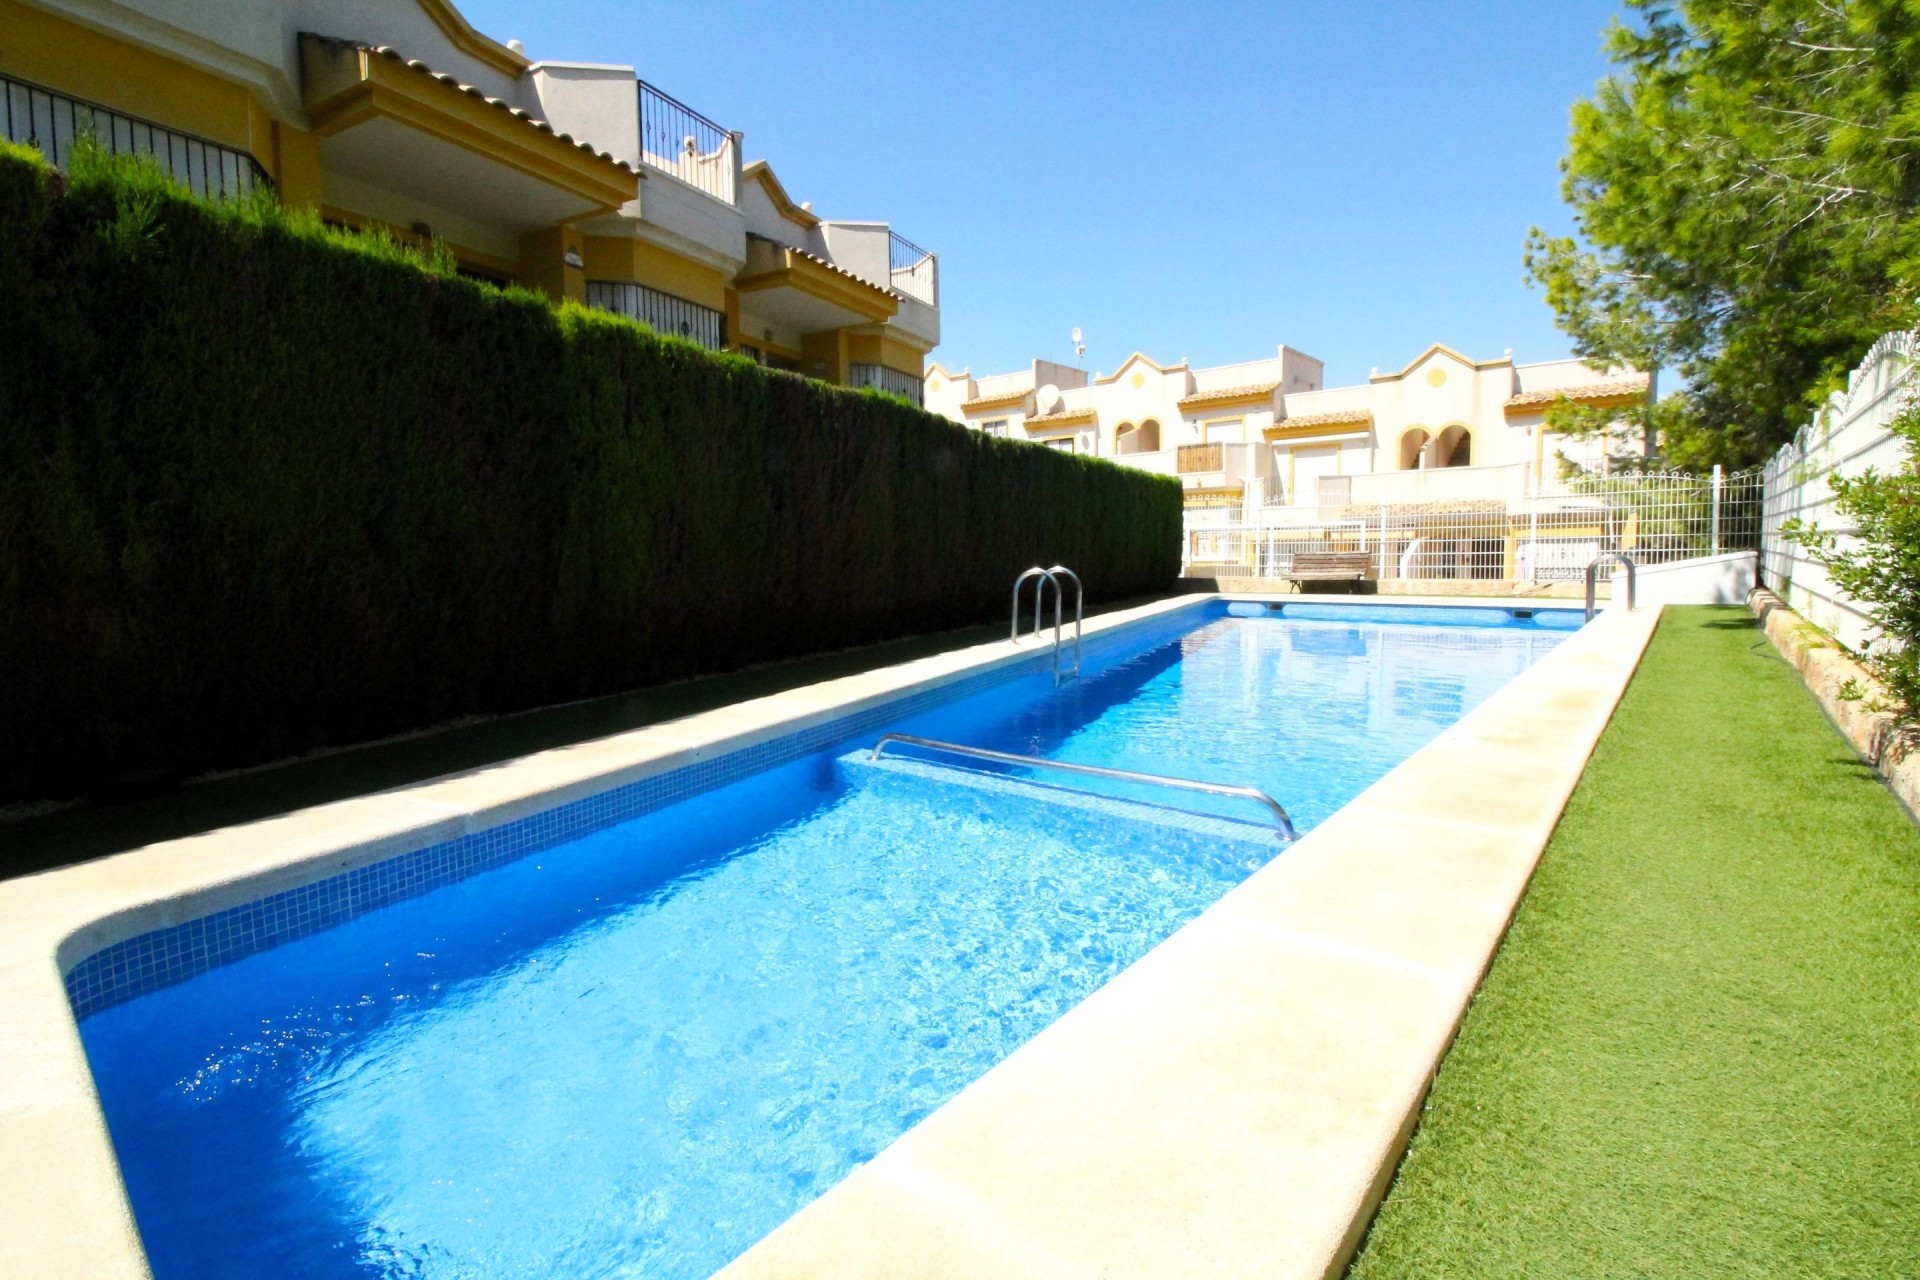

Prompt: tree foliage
xmin=1527 ymin=0 xmax=1920 ymax=467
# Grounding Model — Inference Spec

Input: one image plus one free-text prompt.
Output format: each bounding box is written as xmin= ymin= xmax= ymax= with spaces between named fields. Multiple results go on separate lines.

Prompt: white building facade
xmin=925 ymin=342 xmax=1651 ymax=508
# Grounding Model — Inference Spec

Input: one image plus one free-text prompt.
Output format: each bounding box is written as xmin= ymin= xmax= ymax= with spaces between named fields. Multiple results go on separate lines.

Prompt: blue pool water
xmin=79 ymin=605 xmax=1572 ymax=1280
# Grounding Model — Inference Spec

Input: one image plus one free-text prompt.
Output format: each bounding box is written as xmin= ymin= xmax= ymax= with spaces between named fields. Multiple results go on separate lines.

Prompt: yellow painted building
xmin=0 ymin=0 xmax=939 ymax=396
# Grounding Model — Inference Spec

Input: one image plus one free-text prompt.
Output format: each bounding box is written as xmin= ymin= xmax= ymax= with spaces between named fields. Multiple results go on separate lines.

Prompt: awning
xmin=299 ymin=35 xmax=638 ymax=232
xmin=734 ymin=235 xmax=897 ymax=332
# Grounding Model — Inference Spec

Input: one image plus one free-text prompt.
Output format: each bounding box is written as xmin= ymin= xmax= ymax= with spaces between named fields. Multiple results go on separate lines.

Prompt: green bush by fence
xmin=0 ymin=144 xmax=1181 ymax=802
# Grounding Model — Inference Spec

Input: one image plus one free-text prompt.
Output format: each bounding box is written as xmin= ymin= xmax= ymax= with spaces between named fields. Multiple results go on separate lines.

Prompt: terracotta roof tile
xmin=1177 ymin=381 xmax=1279 ymax=408
xmin=962 ymin=388 xmax=1031 ymax=412
xmin=332 ymin=41 xmax=636 ymax=173
xmin=1273 ymin=409 xmax=1373 ymax=429
xmin=789 ymin=245 xmax=894 ymax=296
xmin=1022 ymin=407 xmax=1097 ymax=430
xmin=1504 ymin=374 xmax=1649 ymax=409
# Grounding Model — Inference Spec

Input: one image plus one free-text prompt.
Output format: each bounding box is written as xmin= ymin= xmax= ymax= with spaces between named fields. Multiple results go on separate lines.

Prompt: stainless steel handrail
xmin=1045 ymin=565 xmax=1083 ymax=678
xmin=1584 ymin=552 xmax=1637 ymax=621
xmin=869 ymin=733 xmax=1298 ymax=840
xmin=1010 ymin=567 xmax=1058 ymax=642
xmin=1011 ymin=566 xmax=1068 ymax=684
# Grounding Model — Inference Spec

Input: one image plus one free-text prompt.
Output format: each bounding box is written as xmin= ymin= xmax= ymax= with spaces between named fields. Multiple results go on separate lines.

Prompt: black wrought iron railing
xmin=850 ymin=363 xmax=924 ymax=405
xmin=1 ymin=72 xmax=269 ymax=201
xmin=586 ymin=280 xmax=728 ymax=351
xmin=636 ymin=80 xmax=735 ymax=203
xmin=888 ymin=231 xmax=936 ymax=304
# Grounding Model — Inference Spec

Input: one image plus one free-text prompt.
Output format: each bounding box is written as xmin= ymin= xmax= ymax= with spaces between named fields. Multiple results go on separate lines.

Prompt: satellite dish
xmin=1070 ymin=327 xmax=1083 ymax=344
xmin=1036 ymin=384 xmax=1062 ymax=415
xmin=1070 ymin=326 xmax=1086 ymax=360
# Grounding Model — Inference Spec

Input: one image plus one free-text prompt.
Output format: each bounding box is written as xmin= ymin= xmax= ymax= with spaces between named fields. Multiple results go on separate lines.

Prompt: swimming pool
xmin=73 ymin=602 xmax=1577 ymax=1280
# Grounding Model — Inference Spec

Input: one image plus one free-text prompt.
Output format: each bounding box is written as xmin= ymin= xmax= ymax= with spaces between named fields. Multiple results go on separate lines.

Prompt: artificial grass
xmin=1346 ymin=606 xmax=1920 ymax=1279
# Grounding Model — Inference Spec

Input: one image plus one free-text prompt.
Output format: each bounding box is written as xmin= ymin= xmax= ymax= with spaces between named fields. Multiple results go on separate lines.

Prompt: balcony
xmin=2 ymin=71 xmax=268 ymax=201
xmin=1115 ymin=443 xmax=1260 ymax=486
xmin=889 ymin=232 xmax=937 ymax=305
xmin=300 ymin=38 xmax=637 ymax=236
xmin=1177 ymin=443 xmax=1223 ymax=474
xmin=586 ymin=280 xmax=728 ymax=350
xmin=850 ymin=364 xmax=924 ymax=405
xmin=736 ymin=233 xmax=897 ymax=333
xmin=636 ymin=79 xmax=736 ymax=204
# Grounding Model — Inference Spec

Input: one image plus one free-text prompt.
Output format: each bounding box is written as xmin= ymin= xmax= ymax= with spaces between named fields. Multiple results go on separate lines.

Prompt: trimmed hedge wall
xmin=0 ymin=145 xmax=1181 ymax=802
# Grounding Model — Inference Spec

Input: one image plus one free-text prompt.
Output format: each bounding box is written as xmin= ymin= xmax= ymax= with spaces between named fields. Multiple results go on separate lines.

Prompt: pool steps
xmin=867 ymin=733 xmax=1297 ymax=840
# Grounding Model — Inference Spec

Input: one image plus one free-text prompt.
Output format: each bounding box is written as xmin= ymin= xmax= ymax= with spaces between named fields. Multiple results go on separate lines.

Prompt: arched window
xmin=1436 ymin=425 xmax=1472 ymax=468
xmin=1137 ymin=419 xmax=1161 ymax=451
xmin=1399 ymin=428 xmax=1431 ymax=470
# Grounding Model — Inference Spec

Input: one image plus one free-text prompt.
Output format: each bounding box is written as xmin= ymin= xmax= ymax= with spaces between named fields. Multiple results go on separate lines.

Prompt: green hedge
xmin=0 ymin=144 xmax=1181 ymax=802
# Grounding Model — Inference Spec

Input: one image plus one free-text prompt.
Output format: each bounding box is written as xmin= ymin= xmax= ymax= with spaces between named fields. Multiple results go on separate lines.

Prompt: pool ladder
xmin=1583 ymin=553 xmax=1637 ymax=621
xmin=1011 ymin=565 xmax=1082 ymax=685
xmin=870 ymin=733 xmax=1299 ymax=841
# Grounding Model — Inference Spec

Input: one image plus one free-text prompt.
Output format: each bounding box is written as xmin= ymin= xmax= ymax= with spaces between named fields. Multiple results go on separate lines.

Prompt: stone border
xmin=715 ymin=603 xmax=1662 ymax=1280
xmin=1750 ymin=588 xmax=1919 ymax=822
xmin=0 ymin=594 xmax=1649 ymax=1279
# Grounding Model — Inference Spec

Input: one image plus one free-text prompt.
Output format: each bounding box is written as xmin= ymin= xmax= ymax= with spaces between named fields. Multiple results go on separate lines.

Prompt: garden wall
xmin=0 ymin=146 xmax=1181 ymax=802
xmin=1760 ymin=329 xmax=1913 ymax=650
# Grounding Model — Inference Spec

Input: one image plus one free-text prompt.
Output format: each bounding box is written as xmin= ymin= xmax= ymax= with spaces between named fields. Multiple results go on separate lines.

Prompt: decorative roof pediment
xmin=415 ymin=0 xmax=529 ymax=77
xmin=1095 ymin=351 xmax=1188 ymax=385
xmin=741 ymin=161 xmax=820 ymax=228
xmin=1372 ymin=342 xmax=1511 ymax=383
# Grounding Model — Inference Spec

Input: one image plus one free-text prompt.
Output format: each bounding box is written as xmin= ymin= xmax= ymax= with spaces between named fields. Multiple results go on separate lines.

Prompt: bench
xmin=1276 ymin=550 xmax=1373 ymax=587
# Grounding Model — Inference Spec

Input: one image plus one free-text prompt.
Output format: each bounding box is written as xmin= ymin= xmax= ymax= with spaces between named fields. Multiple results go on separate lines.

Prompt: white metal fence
xmin=1186 ymin=465 xmax=1763 ymax=585
xmin=1760 ymin=329 xmax=1915 ymax=651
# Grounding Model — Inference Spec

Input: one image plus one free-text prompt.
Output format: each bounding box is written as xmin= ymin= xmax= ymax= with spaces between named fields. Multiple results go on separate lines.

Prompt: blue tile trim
xmin=65 ymin=604 xmax=1215 ymax=1020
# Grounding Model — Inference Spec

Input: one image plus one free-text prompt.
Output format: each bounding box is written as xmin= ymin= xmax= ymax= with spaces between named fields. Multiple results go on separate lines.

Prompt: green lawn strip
xmin=1347 ymin=606 xmax=1920 ymax=1280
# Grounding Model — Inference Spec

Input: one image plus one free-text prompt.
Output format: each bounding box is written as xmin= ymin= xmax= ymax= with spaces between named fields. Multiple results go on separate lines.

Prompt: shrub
xmin=0 ymin=144 xmax=1181 ymax=801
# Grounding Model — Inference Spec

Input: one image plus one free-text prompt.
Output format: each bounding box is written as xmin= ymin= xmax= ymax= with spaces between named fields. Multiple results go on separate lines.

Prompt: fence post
xmin=1377 ymin=505 xmax=1389 ymax=579
xmin=1526 ymin=500 xmax=1539 ymax=584
xmin=1710 ymin=464 xmax=1723 ymax=556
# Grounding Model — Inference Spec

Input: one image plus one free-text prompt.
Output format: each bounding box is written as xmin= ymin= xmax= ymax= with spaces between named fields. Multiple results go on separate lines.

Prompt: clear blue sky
xmin=462 ymin=0 xmax=1627 ymax=387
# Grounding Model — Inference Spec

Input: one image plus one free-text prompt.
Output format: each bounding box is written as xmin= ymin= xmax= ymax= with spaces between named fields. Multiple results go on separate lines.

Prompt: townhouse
xmin=925 ymin=341 xmax=1651 ymax=506
xmin=0 ymin=0 xmax=937 ymax=396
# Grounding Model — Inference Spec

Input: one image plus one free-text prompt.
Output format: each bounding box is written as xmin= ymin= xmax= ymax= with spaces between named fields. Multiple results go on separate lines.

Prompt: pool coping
xmin=0 ymin=592 xmax=1642 ymax=1279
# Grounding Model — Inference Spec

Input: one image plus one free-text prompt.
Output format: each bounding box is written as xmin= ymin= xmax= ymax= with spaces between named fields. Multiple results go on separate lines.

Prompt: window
xmin=980 ymin=418 xmax=1010 ymax=438
xmin=1046 ymin=437 xmax=1075 ymax=453
xmin=1204 ymin=418 xmax=1243 ymax=445
xmin=1291 ymin=444 xmax=1341 ymax=498
xmin=1436 ymin=425 xmax=1472 ymax=467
